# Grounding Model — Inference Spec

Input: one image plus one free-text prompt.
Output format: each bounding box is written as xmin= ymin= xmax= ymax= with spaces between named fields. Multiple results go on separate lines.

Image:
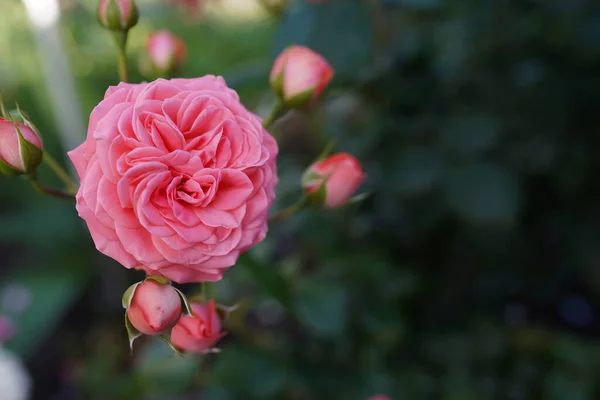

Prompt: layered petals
xmin=69 ymin=76 xmax=278 ymax=283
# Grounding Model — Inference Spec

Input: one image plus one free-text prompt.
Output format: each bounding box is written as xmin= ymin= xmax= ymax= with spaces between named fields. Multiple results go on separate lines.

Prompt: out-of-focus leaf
xmin=0 ymin=203 xmax=81 ymax=249
xmin=202 ymin=387 xmax=235 ymax=400
xmin=543 ymin=371 xmax=589 ymax=400
xmin=393 ymin=146 xmax=444 ymax=197
xmin=3 ymin=262 xmax=90 ymax=357
xmin=294 ymin=280 xmax=349 ymax=337
xmin=432 ymin=19 xmax=470 ymax=80
xmin=134 ymin=338 xmax=199 ymax=395
xmin=438 ymin=114 xmax=501 ymax=157
xmin=212 ymin=347 xmax=288 ymax=398
xmin=273 ymin=0 xmax=373 ymax=80
xmin=238 ymin=252 xmax=292 ymax=311
xmin=443 ymin=163 xmax=521 ymax=227
xmin=382 ymin=0 xmax=442 ymax=8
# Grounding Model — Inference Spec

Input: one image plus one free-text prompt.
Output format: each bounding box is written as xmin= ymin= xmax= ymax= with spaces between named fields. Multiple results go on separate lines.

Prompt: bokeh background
xmin=2 ymin=0 xmax=600 ymax=398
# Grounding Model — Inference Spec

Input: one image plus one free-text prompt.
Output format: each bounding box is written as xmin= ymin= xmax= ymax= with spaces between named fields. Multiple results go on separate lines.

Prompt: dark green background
xmin=2 ymin=0 xmax=600 ymax=398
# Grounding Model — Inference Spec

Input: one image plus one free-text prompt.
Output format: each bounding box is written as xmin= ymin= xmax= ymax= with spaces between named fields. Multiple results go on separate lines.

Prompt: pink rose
xmin=171 ymin=300 xmax=225 ymax=353
xmin=303 ymin=153 xmax=365 ymax=208
xmin=367 ymin=396 xmax=391 ymax=400
xmin=270 ymin=45 xmax=334 ymax=107
xmin=126 ymin=279 xmax=182 ymax=335
xmin=0 ymin=118 xmax=43 ymax=176
xmin=146 ymin=30 xmax=187 ymax=76
xmin=97 ymin=0 xmax=139 ymax=31
xmin=68 ymin=76 xmax=278 ymax=283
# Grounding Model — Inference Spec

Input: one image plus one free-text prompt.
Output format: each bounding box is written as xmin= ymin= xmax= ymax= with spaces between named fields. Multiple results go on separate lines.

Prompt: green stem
xmin=112 ymin=31 xmax=129 ymax=83
xmin=262 ymin=100 xmax=287 ymax=130
xmin=315 ymin=137 xmax=337 ymax=161
xmin=43 ymin=152 xmax=78 ymax=194
xmin=268 ymin=196 xmax=308 ymax=222
xmin=27 ymin=176 xmax=75 ymax=202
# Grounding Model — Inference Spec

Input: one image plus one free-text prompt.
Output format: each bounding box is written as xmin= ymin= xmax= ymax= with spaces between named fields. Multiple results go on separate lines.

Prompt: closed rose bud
xmin=97 ymin=0 xmax=139 ymax=32
xmin=368 ymin=396 xmax=391 ymax=400
xmin=126 ymin=280 xmax=182 ymax=335
xmin=270 ymin=45 xmax=334 ymax=108
xmin=0 ymin=118 xmax=43 ymax=176
xmin=302 ymin=153 xmax=366 ymax=209
xmin=171 ymin=300 xmax=226 ymax=353
xmin=146 ymin=30 xmax=187 ymax=77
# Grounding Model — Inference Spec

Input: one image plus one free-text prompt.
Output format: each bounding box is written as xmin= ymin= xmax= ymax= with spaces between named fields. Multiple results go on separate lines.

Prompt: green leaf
xmin=121 ymin=282 xmax=141 ymax=309
xmin=294 ymin=280 xmax=349 ymax=337
xmin=443 ymin=163 xmax=521 ymax=227
xmin=0 ymin=158 xmax=21 ymax=176
xmin=145 ymin=275 xmax=171 ymax=285
xmin=0 ymin=92 xmax=9 ymax=118
xmin=16 ymin=123 xmax=42 ymax=173
xmin=239 ymin=252 xmax=292 ymax=312
xmin=15 ymin=102 xmax=40 ymax=135
xmin=173 ymin=287 xmax=194 ymax=317
xmin=273 ymin=0 xmax=373 ymax=80
xmin=158 ymin=334 xmax=185 ymax=357
xmin=124 ymin=313 xmax=142 ymax=352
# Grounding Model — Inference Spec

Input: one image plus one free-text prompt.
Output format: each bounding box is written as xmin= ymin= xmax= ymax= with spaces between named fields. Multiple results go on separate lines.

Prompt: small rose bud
xmin=270 ymin=45 xmax=334 ymax=108
xmin=171 ymin=300 xmax=226 ymax=353
xmin=97 ymin=0 xmax=139 ymax=32
xmin=146 ymin=30 xmax=187 ymax=77
xmin=367 ymin=396 xmax=391 ymax=400
xmin=302 ymin=153 xmax=366 ymax=209
xmin=125 ymin=280 xmax=182 ymax=335
xmin=0 ymin=118 xmax=43 ymax=176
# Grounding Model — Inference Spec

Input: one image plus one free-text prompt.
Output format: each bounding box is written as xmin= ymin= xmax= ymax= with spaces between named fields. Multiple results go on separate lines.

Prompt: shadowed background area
xmin=2 ymin=0 xmax=600 ymax=399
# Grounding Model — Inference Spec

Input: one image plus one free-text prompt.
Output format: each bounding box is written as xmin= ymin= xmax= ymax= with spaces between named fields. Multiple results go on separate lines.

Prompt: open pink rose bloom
xmin=69 ymin=76 xmax=278 ymax=283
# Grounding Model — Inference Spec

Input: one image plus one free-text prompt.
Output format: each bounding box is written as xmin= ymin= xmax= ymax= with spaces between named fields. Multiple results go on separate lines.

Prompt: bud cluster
xmin=122 ymin=276 xmax=226 ymax=353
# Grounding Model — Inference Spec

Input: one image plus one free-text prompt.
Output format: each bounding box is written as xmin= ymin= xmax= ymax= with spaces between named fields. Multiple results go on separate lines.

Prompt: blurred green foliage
xmin=2 ymin=0 xmax=600 ymax=399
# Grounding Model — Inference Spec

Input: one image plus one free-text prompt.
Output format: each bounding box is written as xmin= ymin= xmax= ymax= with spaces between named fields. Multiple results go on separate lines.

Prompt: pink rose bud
xmin=125 ymin=279 xmax=182 ymax=335
xmin=0 ymin=117 xmax=43 ymax=176
xmin=270 ymin=45 xmax=334 ymax=108
xmin=146 ymin=30 xmax=187 ymax=77
xmin=97 ymin=0 xmax=139 ymax=32
xmin=302 ymin=153 xmax=366 ymax=209
xmin=368 ymin=396 xmax=391 ymax=400
xmin=171 ymin=300 xmax=226 ymax=353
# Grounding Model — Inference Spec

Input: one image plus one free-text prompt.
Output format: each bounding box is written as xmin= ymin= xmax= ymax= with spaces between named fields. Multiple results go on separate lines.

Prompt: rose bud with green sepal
xmin=97 ymin=0 xmax=139 ymax=32
xmin=0 ymin=118 xmax=43 ymax=177
xmin=270 ymin=45 xmax=334 ymax=108
xmin=171 ymin=299 xmax=226 ymax=353
xmin=122 ymin=276 xmax=188 ymax=347
xmin=302 ymin=153 xmax=366 ymax=209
